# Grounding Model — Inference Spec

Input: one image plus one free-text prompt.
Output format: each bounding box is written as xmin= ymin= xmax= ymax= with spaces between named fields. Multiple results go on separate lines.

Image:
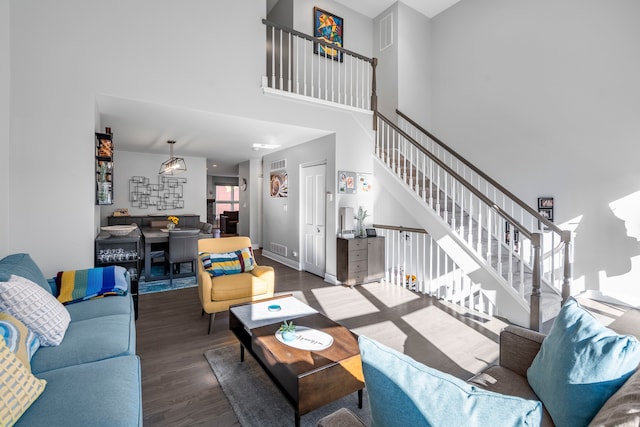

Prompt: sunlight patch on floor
xmin=311 ymin=286 xmax=380 ymax=321
xmin=359 ymin=281 xmax=422 ymax=308
xmin=402 ymin=305 xmax=501 ymax=375
xmin=350 ymin=320 xmax=408 ymax=353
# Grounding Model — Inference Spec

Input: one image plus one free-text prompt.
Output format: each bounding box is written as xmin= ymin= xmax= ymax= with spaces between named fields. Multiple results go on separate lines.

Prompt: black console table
xmin=108 ymin=214 xmax=200 ymax=228
xmin=95 ymin=227 xmax=141 ymax=318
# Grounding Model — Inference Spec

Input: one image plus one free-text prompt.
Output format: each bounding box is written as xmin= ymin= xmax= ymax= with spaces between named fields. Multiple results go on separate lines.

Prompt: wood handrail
xmin=372 ymin=224 xmax=427 ymax=234
xmin=262 ymin=19 xmax=375 ymax=64
xmin=377 ymin=111 xmax=534 ymax=240
xmin=396 ymin=109 xmax=564 ymax=238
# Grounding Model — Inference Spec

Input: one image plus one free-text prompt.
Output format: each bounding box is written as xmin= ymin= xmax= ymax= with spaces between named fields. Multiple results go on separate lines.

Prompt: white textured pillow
xmin=0 ymin=274 xmax=70 ymax=346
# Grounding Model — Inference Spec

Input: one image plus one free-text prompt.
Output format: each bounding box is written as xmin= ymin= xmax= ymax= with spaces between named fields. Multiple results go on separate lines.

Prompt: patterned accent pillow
xmin=0 ymin=312 xmax=40 ymax=371
xmin=0 ymin=338 xmax=46 ymax=426
xmin=0 ymin=274 xmax=71 ymax=346
xmin=199 ymin=248 xmax=256 ymax=277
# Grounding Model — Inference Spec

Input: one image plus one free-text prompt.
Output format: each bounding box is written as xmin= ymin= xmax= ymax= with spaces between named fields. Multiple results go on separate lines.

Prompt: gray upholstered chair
xmin=220 ymin=211 xmax=238 ymax=234
xmin=167 ymin=229 xmax=200 ymax=285
xmin=201 ymin=222 xmax=213 ymax=234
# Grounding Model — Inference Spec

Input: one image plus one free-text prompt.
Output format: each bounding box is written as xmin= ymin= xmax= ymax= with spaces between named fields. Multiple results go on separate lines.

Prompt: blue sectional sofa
xmin=0 ymin=253 xmax=142 ymax=427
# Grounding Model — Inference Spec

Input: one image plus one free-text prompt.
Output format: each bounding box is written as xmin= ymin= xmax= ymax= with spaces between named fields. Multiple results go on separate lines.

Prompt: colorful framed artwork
xmin=313 ymin=7 xmax=344 ymax=62
xmin=270 ymin=172 xmax=288 ymax=198
xmin=358 ymin=174 xmax=372 ymax=193
xmin=338 ymin=171 xmax=356 ymax=194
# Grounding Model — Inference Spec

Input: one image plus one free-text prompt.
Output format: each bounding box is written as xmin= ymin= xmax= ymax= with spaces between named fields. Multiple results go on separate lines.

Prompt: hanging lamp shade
xmin=159 ymin=140 xmax=187 ymax=175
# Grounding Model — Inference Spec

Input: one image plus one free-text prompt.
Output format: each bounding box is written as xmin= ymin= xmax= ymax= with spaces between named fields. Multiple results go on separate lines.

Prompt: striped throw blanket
xmin=56 ymin=265 xmax=128 ymax=305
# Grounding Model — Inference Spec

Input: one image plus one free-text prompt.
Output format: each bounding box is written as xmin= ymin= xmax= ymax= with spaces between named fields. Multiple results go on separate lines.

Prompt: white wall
xmin=397 ymin=2 xmax=432 ymax=127
xmin=431 ymin=0 xmax=640 ymax=304
xmin=248 ymin=158 xmax=262 ymax=246
xmin=7 ymin=0 xmax=376 ymax=278
xmin=104 ymin=150 xmax=207 ymax=226
xmin=0 ymin=0 xmax=9 ymax=258
xmin=268 ymin=0 xmax=294 ymax=26
xmin=238 ymin=160 xmax=250 ymax=237
xmin=373 ymin=4 xmax=399 ymax=119
xmin=9 ymin=0 xmax=265 ymax=276
xmin=262 ymin=134 xmax=335 ymax=270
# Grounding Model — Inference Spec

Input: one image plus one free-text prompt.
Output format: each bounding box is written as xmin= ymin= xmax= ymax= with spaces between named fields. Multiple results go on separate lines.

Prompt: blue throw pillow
xmin=359 ymin=335 xmax=542 ymax=427
xmin=527 ymin=297 xmax=640 ymax=427
xmin=0 ymin=253 xmax=54 ymax=294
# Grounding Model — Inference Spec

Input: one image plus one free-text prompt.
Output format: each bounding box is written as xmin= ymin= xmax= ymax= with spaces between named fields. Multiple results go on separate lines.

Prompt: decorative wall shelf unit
xmin=95 ymin=131 xmax=114 ymax=205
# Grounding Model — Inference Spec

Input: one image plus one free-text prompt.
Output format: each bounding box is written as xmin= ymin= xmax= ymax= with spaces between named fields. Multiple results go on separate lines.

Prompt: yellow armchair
xmin=197 ymin=237 xmax=275 ymax=333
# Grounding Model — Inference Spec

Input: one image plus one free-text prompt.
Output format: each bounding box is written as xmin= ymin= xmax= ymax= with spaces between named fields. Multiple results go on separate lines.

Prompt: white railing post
xmin=562 ymin=230 xmax=573 ymax=303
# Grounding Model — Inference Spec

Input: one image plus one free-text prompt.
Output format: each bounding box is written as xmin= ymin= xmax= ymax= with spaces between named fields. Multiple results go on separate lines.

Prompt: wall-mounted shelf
xmin=95 ymin=131 xmax=114 ymax=205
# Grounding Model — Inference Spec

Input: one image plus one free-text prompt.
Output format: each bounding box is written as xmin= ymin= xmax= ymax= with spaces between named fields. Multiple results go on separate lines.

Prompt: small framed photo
xmin=538 ymin=208 xmax=554 ymax=222
xmin=538 ymin=197 xmax=554 ymax=209
xmin=537 ymin=197 xmax=554 ymax=223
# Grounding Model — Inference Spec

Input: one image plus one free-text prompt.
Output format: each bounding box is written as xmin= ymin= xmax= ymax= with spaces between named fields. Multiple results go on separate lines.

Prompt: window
xmin=215 ymin=185 xmax=239 ymax=219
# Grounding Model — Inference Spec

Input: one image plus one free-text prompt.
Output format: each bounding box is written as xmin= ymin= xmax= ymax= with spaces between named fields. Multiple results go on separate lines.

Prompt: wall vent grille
xmin=271 ymin=159 xmax=287 ymax=171
xmin=380 ymin=13 xmax=393 ymax=51
xmin=270 ymin=242 xmax=288 ymax=257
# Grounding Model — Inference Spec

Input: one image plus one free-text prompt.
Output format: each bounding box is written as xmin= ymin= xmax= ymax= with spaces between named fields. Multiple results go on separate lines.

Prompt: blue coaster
xmin=268 ymin=304 xmax=281 ymax=312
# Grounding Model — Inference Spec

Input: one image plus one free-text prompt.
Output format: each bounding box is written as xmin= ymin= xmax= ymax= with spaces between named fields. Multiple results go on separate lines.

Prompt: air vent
xmin=270 ymin=159 xmax=286 ymax=171
xmin=270 ymin=242 xmax=288 ymax=257
xmin=380 ymin=13 xmax=393 ymax=51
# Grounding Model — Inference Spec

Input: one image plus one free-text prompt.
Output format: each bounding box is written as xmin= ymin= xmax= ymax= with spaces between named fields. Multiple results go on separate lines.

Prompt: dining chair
xmin=167 ymin=229 xmax=200 ymax=285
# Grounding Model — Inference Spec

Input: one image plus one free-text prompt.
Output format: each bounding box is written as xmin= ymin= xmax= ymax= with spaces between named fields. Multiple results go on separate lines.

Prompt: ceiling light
xmin=159 ymin=140 xmax=187 ymax=175
xmin=252 ymin=143 xmax=281 ymax=150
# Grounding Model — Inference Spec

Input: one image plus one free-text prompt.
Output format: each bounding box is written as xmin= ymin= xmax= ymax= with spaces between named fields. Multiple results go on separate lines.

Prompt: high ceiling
xmin=334 ymin=0 xmax=461 ymax=19
xmin=102 ymin=1 xmax=462 ymax=176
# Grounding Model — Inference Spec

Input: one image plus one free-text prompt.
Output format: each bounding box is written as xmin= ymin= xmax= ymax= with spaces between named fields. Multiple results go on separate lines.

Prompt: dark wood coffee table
xmin=229 ymin=296 xmax=364 ymax=427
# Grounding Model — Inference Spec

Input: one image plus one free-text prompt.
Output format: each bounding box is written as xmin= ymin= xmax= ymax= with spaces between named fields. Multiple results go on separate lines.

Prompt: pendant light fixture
xmin=159 ymin=140 xmax=187 ymax=175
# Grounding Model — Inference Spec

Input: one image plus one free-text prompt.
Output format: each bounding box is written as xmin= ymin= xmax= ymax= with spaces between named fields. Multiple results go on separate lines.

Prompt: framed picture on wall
xmin=313 ymin=7 xmax=344 ymax=62
xmin=357 ymin=174 xmax=372 ymax=193
xmin=338 ymin=171 xmax=356 ymax=194
xmin=270 ymin=172 xmax=288 ymax=198
xmin=538 ymin=197 xmax=554 ymax=223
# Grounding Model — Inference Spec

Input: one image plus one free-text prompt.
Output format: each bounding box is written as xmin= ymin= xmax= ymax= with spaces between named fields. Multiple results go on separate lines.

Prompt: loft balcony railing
xmin=375 ymin=112 xmax=573 ymax=330
xmin=262 ymin=19 xmax=377 ymax=112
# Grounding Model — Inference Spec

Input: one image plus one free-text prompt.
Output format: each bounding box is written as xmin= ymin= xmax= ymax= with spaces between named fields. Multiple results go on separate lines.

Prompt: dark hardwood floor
xmin=136 ymin=251 xmax=628 ymax=426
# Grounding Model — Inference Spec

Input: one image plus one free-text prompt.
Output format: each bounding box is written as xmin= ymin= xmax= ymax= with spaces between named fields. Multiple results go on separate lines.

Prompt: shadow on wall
xmin=573 ymin=190 xmax=640 ymax=305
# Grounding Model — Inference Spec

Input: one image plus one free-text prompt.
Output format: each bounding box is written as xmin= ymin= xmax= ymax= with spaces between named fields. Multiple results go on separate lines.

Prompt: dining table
xmin=140 ymin=227 xmax=212 ymax=281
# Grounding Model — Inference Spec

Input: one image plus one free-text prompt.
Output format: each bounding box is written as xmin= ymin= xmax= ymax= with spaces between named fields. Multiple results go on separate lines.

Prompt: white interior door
xmin=301 ymin=163 xmax=326 ymax=277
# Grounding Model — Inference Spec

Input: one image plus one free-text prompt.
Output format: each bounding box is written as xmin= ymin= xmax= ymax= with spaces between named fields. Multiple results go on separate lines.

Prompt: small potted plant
xmin=279 ymin=320 xmax=297 ymax=341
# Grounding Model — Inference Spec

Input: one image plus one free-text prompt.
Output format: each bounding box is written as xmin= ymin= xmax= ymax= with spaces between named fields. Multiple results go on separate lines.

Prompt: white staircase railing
xmin=259 ymin=18 xmax=573 ymax=329
xmin=376 ymin=112 xmax=573 ymax=330
xmin=375 ymin=225 xmax=496 ymax=317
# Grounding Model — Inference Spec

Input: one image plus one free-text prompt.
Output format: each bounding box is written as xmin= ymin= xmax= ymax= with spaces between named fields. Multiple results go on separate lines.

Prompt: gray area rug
xmin=204 ymin=345 xmax=370 ymax=427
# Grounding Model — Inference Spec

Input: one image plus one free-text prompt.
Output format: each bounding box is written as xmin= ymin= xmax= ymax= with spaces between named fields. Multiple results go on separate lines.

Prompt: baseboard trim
xmin=324 ymin=274 xmax=340 ymax=285
xmin=581 ymin=290 xmax=638 ymax=308
xmin=261 ymin=250 xmax=301 ymax=271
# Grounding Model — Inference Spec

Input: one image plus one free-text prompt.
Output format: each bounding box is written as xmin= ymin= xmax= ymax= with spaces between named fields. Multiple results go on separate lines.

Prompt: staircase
xmin=374 ymin=111 xmax=572 ymax=329
xmin=260 ymin=18 xmax=572 ymax=330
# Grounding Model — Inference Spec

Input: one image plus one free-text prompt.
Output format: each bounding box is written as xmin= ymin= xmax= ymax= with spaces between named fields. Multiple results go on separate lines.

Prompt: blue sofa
xmin=0 ymin=253 xmax=142 ymax=427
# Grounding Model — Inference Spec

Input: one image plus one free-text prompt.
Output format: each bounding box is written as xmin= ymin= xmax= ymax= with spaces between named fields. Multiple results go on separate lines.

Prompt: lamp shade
xmin=159 ymin=140 xmax=187 ymax=175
